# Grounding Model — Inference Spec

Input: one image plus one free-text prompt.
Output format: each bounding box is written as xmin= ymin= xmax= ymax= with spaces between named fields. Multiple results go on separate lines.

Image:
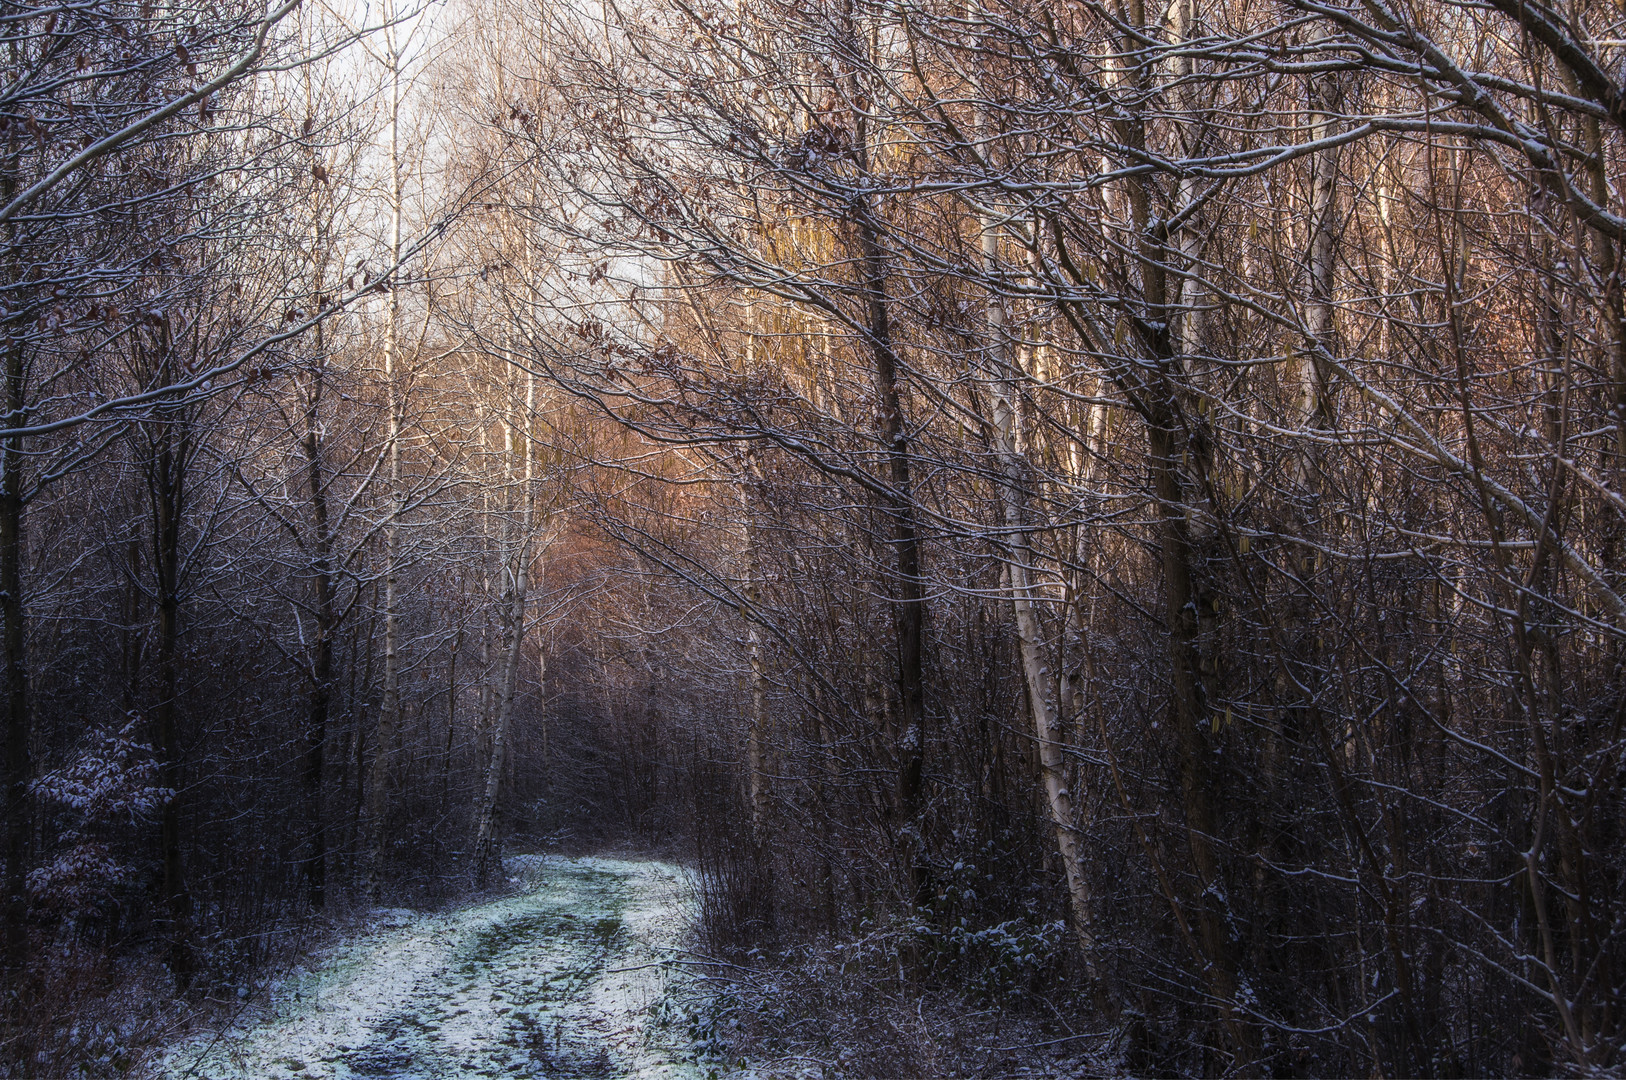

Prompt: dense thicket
xmin=454 ymin=0 xmax=1626 ymax=1073
xmin=3 ymin=0 xmax=1624 ymax=1075
xmin=0 ymin=4 xmax=673 ymax=1070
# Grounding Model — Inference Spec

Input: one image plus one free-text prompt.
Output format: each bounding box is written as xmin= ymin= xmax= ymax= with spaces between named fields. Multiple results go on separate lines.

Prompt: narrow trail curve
xmin=153 ymin=857 xmax=704 ymax=1080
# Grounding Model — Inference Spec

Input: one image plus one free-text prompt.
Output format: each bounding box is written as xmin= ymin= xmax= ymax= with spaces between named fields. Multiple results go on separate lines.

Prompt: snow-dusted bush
xmin=27 ymin=720 xmax=172 ymax=914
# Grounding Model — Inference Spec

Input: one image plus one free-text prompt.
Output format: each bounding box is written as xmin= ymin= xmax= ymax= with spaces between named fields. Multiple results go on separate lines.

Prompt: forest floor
xmin=140 ymin=855 xmax=1108 ymax=1079
xmin=146 ymin=856 xmax=717 ymax=1080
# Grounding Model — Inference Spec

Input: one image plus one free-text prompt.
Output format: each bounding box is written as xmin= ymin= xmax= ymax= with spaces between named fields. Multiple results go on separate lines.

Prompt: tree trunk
xmin=848 ymin=76 xmax=928 ymax=903
xmin=994 ymin=434 xmax=1098 ymax=964
xmin=1299 ymin=41 xmax=1341 ymax=442
xmin=0 ymin=331 xmax=26 ymax=978
xmin=147 ymin=331 xmax=193 ymax=983
xmin=366 ymin=32 xmax=405 ymax=900
xmin=739 ymin=458 xmax=770 ymax=834
xmin=974 ymin=222 xmax=1099 ymax=967
xmin=364 ymin=349 xmax=401 ymax=900
xmin=302 ymin=350 xmax=334 ymax=910
xmin=473 ymin=369 xmax=537 ymax=888
xmin=1064 ymin=0 xmax=1243 ymax=1040
xmin=442 ymin=628 xmax=458 ymax=816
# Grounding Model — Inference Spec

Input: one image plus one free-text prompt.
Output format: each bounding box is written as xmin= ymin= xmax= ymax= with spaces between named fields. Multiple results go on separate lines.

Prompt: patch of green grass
xmin=463 ymin=911 xmax=554 ymax=967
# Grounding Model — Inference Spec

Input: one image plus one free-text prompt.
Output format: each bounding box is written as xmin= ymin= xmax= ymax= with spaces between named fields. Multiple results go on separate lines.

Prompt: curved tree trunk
xmin=973 ymin=206 xmax=1099 ymax=967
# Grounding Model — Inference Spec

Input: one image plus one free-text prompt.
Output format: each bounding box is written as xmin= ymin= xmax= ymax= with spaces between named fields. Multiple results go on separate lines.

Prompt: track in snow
xmin=153 ymin=857 xmax=703 ymax=1080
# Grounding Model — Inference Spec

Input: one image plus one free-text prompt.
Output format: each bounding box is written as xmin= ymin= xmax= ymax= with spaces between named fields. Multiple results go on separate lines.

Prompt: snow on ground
xmin=148 ymin=857 xmax=706 ymax=1080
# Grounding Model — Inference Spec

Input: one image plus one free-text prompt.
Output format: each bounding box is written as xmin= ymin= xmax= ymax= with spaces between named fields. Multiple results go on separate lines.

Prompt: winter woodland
xmin=0 ymin=0 xmax=1623 ymax=1073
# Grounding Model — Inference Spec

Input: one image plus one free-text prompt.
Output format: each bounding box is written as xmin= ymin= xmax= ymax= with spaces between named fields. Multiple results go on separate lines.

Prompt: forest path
xmin=154 ymin=857 xmax=703 ymax=1080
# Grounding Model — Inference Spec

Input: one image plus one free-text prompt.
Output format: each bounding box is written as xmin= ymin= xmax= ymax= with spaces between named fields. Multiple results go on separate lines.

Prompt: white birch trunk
xmin=473 ymin=366 xmax=537 ymax=887
xmin=1170 ymin=0 xmax=1205 ymax=365
xmin=366 ymin=22 xmax=405 ymax=900
xmin=976 ymin=204 xmax=1097 ymax=966
xmin=1300 ymin=33 xmax=1341 ymax=434
xmin=743 ymin=525 xmax=768 ymax=833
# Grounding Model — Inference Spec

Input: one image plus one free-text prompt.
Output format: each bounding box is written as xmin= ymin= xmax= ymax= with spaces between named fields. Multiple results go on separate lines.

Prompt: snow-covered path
xmin=152 ymin=857 xmax=703 ymax=1080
